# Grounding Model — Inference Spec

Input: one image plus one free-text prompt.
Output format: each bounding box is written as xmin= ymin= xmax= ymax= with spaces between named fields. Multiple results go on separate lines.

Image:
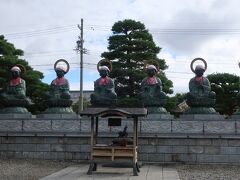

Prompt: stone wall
xmin=0 ymin=114 xmax=240 ymax=164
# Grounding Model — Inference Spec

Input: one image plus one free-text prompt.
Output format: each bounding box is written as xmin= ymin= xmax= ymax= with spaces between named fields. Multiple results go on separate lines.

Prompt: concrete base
xmin=185 ymin=107 xmax=217 ymax=114
xmin=147 ymin=107 xmax=168 ymax=114
xmin=0 ymin=113 xmax=33 ymax=119
xmin=230 ymin=114 xmax=240 ymax=119
xmin=37 ymin=113 xmax=79 ymax=119
xmin=180 ymin=114 xmax=225 ymax=120
xmin=145 ymin=113 xmax=174 ymax=120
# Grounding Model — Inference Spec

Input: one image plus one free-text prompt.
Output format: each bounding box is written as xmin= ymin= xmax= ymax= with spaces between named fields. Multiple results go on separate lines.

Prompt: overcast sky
xmin=0 ymin=0 xmax=239 ymax=94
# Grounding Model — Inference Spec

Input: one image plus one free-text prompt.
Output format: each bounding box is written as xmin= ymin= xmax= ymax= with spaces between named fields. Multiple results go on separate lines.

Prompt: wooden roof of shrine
xmin=80 ymin=107 xmax=147 ymax=118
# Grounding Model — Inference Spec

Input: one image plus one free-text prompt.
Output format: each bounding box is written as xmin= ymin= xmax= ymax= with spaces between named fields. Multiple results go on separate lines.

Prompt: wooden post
xmin=87 ymin=115 xmax=95 ymax=175
xmin=95 ymin=116 xmax=99 ymax=144
xmin=133 ymin=116 xmax=138 ymax=176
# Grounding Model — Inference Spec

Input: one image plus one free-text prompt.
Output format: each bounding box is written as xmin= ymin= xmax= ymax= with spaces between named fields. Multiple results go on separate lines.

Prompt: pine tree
xmin=0 ymin=35 xmax=49 ymax=114
xmin=101 ymin=19 xmax=173 ymax=103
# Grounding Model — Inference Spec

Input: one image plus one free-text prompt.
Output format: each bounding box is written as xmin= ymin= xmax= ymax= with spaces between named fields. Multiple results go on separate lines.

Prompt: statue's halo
xmin=190 ymin=58 xmax=207 ymax=73
xmin=97 ymin=59 xmax=112 ymax=72
xmin=54 ymin=59 xmax=70 ymax=74
xmin=144 ymin=59 xmax=160 ymax=72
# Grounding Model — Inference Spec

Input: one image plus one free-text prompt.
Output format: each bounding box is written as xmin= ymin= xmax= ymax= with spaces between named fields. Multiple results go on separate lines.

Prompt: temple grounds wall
xmin=0 ymin=115 xmax=240 ymax=164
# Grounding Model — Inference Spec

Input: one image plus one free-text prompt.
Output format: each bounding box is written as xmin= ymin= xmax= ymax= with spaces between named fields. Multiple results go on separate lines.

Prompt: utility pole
xmin=76 ymin=19 xmax=84 ymax=113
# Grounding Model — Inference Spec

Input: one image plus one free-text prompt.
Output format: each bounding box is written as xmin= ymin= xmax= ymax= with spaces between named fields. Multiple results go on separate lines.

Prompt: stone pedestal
xmin=43 ymin=107 xmax=74 ymax=114
xmin=0 ymin=107 xmax=31 ymax=114
xmin=0 ymin=113 xmax=33 ymax=119
xmin=37 ymin=113 xmax=79 ymax=119
xmin=180 ymin=114 xmax=224 ymax=120
xmin=184 ymin=107 xmax=217 ymax=114
xmin=146 ymin=113 xmax=174 ymax=120
xmin=146 ymin=107 xmax=168 ymax=114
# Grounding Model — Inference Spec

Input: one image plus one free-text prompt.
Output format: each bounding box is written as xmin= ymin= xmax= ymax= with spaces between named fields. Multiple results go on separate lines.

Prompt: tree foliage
xmin=165 ymin=93 xmax=186 ymax=112
xmin=101 ymin=19 xmax=173 ymax=102
xmin=207 ymin=73 xmax=239 ymax=115
xmin=0 ymin=35 xmax=49 ymax=114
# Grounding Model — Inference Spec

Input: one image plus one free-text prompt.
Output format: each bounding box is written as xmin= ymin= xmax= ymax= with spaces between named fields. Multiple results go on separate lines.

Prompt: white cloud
xmin=0 ymin=0 xmax=239 ymax=94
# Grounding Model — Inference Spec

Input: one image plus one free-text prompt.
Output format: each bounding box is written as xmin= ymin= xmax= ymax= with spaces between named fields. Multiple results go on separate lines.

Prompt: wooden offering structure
xmin=80 ymin=107 xmax=147 ymax=176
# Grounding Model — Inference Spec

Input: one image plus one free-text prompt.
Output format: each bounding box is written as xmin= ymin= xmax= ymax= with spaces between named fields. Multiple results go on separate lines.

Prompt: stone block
xmin=172 ymin=121 xmax=203 ymax=133
xmin=141 ymin=120 xmax=171 ymax=133
xmin=44 ymin=152 xmax=58 ymax=160
xmin=36 ymin=144 xmax=51 ymax=152
xmin=64 ymin=152 xmax=73 ymax=160
xmin=98 ymin=119 xmax=109 ymax=133
xmin=1 ymin=137 xmax=16 ymax=143
xmin=57 ymin=152 xmax=65 ymax=160
xmin=63 ymin=137 xmax=89 ymax=145
xmin=196 ymin=139 xmax=212 ymax=145
xmin=37 ymin=114 xmax=79 ymax=119
xmin=212 ymin=139 xmax=228 ymax=146
xmin=52 ymin=120 xmax=80 ymax=132
xmin=22 ymin=144 xmax=36 ymax=151
xmin=197 ymin=154 xmax=213 ymax=163
xmin=34 ymin=152 xmax=44 ymax=159
xmin=172 ymin=146 xmax=188 ymax=153
xmin=72 ymin=152 xmax=89 ymax=160
xmin=164 ymin=154 xmax=173 ymax=162
xmin=189 ymin=146 xmax=204 ymax=154
xmin=14 ymin=152 xmax=23 ymax=159
xmin=178 ymin=154 xmax=197 ymax=162
xmin=80 ymin=145 xmax=90 ymax=152
xmin=0 ymin=144 xmax=8 ymax=151
xmin=138 ymin=154 xmax=148 ymax=161
xmin=45 ymin=137 xmax=58 ymax=144
xmin=220 ymin=147 xmax=238 ymax=155
xmin=228 ymin=139 xmax=240 ymax=146
xmin=229 ymin=155 xmax=240 ymax=163
xmin=80 ymin=119 xmax=91 ymax=133
xmin=230 ymin=115 xmax=240 ymax=120
xmin=66 ymin=145 xmax=81 ymax=152
xmin=180 ymin=114 xmax=224 ymax=120
xmin=138 ymin=138 xmax=149 ymax=145
xmin=204 ymin=146 xmax=220 ymax=154
xmin=0 ymin=113 xmax=33 ymax=119
xmin=15 ymin=137 xmax=29 ymax=144
xmin=156 ymin=146 xmax=173 ymax=153
xmin=30 ymin=137 xmax=45 ymax=144
xmin=140 ymin=145 xmax=156 ymax=153
xmin=8 ymin=144 xmax=22 ymax=151
xmin=212 ymin=155 xmax=229 ymax=163
xmin=164 ymin=139 xmax=182 ymax=145
xmin=51 ymin=144 xmax=64 ymax=152
xmin=23 ymin=120 xmax=51 ymax=132
xmin=204 ymin=121 xmax=235 ymax=134
xmin=236 ymin=121 xmax=240 ymax=134
xmin=148 ymin=153 xmax=164 ymax=162
xmin=145 ymin=114 xmax=174 ymax=120
xmin=0 ymin=120 xmax=22 ymax=131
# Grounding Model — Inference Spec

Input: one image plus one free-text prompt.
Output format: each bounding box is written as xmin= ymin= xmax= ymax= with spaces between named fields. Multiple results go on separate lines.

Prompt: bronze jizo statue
xmin=186 ymin=58 xmax=216 ymax=114
xmin=0 ymin=65 xmax=32 ymax=113
xmin=112 ymin=125 xmax=133 ymax=146
xmin=44 ymin=59 xmax=73 ymax=113
xmin=90 ymin=59 xmax=117 ymax=106
xmin=139 ymin=60 xmax=167 ymax=113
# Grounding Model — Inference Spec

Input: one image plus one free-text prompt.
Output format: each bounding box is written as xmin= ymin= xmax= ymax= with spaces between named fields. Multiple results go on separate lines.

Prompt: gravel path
xmin=0 ymin=159 xmax=76 ymax=180
xmin=177 ymin=164 xmax=240 ymax=180
xmin=1 ymin=159 xmax=240 ymax=180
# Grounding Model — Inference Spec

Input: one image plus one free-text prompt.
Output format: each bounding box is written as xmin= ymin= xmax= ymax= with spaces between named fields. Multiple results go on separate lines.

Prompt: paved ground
xmin=40 ymin=164 xmax=180 ymax=180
